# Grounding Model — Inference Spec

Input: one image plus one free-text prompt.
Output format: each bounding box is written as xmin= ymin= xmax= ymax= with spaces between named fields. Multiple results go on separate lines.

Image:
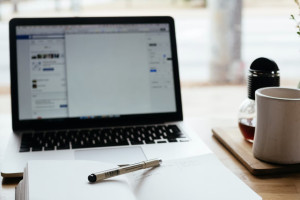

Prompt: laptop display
xmin=10 ymin=17 xmax=182 ymax=131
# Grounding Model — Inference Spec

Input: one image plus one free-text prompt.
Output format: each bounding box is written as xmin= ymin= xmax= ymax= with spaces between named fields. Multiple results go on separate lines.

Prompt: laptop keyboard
xmin=19 ymin=125 xmax=188 ymax=152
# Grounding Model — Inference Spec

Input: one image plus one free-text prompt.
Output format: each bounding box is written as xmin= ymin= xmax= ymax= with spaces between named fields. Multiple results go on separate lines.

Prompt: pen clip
xmin=118 ymin=164 xmax=129 ymax=167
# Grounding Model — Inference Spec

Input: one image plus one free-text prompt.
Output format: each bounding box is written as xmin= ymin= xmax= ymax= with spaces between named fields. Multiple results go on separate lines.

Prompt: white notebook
xmin=15 ymin=154 xmax=261 ymax=200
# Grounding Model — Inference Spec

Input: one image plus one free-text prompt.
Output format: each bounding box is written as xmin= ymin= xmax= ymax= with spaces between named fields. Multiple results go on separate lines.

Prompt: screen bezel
xmin=10 ymin=16 xmax=183 ymax=131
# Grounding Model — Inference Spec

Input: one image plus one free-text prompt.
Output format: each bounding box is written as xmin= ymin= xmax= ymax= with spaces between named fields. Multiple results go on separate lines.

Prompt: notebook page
xmin=15 ymin=179 xmax=23 ymax=200
xmin=27 ymin=160 xmax=136 ymax=200
xmin=127 ymin=154 xmax=261 ymax=200
xmin=15 ymin=164 xmax=28 ymax=200
xmin=25 ymin=165 xmax=29 ymax=200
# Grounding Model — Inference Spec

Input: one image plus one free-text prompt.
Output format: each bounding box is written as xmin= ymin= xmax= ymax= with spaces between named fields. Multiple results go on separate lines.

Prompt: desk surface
xmin=1 ymin=86 xmax=300 ymax=200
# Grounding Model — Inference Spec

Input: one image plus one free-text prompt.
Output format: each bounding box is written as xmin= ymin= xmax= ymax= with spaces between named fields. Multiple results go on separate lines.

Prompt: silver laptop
xmin=1 ymin=16 xmax=211 ymax=178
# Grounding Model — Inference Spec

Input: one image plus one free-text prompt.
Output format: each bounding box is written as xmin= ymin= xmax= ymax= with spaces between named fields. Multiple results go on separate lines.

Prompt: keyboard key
xmin=32 ymin=146 xmax=43 ymax=151
xmin=167 ymin=125 xmax=181 ymax=133
xmin=131 ymin=141 xmax=144 ymax=145
xmin=145 ymin=140 xmax=155 ymax=144
xmin=44 ymin=145 xmax=55 ymax=151
xmin=145 ymin=136 xmax=155 ymax=144
xmin=168 ymin=138 xmax=178 ymax=143
xmin=57 ymin=142 xmax=70 ymax=150
xmin=157 ymin=141 xmax=167 ymax=143
xmin=19 ymin=147 xmax=30 ymax=152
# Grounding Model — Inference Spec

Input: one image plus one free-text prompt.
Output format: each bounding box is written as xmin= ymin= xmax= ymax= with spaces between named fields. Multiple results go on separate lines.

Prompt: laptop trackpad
xmin=74 ymin=146 xmax=147 ymax=165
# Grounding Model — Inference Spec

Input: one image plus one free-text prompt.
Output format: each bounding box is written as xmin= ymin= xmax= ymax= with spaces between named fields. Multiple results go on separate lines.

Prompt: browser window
xmin=16 ymin=24 xmax=176 ymax=120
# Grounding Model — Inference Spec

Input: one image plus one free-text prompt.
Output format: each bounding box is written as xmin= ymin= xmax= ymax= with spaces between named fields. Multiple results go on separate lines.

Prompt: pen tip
xmin=88 ymin=174 xmax=97 ymax=183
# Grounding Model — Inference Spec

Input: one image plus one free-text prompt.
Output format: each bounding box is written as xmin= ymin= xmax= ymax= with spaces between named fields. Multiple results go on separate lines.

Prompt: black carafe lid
xmin=248 ymin=57 xmax=280 ymax=100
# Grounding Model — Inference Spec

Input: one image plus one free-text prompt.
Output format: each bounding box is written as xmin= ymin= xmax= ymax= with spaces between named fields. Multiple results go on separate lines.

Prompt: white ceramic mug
xmin=253 ymin=87 xmax=300 ymax=164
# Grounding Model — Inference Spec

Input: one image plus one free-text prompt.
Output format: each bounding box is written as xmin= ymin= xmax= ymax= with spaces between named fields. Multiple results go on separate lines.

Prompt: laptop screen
xmin=16 ymin=24 xmax=176 ymax=120
xmin=10 ymin=17 xmax=182 ymax=130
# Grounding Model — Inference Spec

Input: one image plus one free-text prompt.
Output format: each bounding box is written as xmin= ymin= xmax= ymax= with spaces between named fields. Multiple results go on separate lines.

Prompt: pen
xmin=88 ymin=158 xmax=162 ymax=183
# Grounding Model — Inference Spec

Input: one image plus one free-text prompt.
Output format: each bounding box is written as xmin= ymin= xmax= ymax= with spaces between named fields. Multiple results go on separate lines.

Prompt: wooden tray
xmin=212 ymin=127 xmax=300 ymax=176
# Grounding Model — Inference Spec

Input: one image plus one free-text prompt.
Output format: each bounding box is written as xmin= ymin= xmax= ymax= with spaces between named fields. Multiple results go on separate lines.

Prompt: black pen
xmin=88 ymin=159 xmax=162 ymax=183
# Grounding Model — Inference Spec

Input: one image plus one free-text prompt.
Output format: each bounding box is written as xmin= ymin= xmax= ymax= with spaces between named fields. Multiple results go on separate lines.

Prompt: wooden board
xmin=212 ymin=127 xmax=300 ymax=176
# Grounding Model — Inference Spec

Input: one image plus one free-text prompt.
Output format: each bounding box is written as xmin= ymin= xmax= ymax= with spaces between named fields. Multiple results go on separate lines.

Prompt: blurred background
xmin=0 ymin=0 xmax=299 ymax=87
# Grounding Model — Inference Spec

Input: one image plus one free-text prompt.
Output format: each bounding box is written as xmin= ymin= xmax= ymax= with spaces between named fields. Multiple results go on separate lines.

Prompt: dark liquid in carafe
xmin=238 ymin=119 xmax=255 ymax=142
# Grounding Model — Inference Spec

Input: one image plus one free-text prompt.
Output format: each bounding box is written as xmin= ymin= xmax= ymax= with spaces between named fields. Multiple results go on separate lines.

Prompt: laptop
xmin=1 ymin=16 xmax=212 ymax=178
